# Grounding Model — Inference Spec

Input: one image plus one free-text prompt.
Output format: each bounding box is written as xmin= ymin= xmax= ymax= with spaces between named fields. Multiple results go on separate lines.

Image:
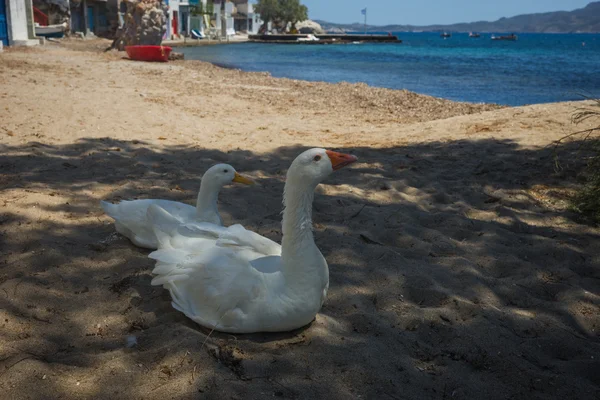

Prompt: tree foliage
xmin=255 ymin=0 xmax=308 ymax=27
xmin=279 ymin=0 xmax=308 ymax=25
xmin=190 ymin=0 xmax=214 ymax=16
xmin=254 ymin=0 xmax=280 ymax=23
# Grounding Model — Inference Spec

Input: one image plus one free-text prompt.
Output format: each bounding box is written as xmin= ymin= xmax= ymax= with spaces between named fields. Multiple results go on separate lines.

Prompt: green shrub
xmin=571 ymin=141 xmax=600 ymax=222
xmin=557 ymin=98 xmax=600 ymax=222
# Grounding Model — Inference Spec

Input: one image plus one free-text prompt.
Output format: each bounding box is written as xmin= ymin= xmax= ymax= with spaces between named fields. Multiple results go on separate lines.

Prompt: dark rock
xmin=169 ymin=52 xmax=184 ymax=61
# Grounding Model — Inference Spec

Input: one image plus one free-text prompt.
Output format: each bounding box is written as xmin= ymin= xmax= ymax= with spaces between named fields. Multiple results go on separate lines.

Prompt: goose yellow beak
xmin=232 ymin=172 xmax=255 ymax=185
xmin=326 ymin=150 xmax=358 ymax=170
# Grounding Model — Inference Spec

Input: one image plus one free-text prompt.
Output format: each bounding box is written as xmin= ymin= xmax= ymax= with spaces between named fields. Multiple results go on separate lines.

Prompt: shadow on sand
xmin=0 ymin=137 xmax=598 ymax=399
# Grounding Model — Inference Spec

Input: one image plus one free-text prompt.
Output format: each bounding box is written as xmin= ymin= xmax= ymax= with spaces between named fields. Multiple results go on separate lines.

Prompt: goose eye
xmin=313 ymin=155 xmax=322 ymax=162
xmin=223 ymin=169 xmax=229 ymax=173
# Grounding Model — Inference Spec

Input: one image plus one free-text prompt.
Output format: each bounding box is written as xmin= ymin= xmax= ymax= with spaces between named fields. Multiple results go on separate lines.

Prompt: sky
xmin=299 ymin=0 xmax=594 ymax=26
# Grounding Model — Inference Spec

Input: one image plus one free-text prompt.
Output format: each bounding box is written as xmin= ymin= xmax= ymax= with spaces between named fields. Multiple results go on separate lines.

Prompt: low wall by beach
xmin=249 ymin=33 xmax=401 ymax=43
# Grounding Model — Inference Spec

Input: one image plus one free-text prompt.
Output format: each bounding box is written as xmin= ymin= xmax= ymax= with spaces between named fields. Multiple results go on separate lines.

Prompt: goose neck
xmin=195 ymin=181 xmax=220 ymax=217
xmin=281 ymin=182 xmax=317 ymax=258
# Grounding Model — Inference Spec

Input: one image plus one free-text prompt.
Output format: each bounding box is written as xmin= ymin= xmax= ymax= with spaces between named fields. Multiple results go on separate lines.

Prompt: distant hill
xmin=316 ymin=1 xmax=600 ymax=33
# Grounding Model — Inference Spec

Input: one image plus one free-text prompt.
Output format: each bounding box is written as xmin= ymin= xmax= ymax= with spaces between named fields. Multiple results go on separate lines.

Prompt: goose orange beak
xmin=326 ymin=150 xmax=358 ymax=170
xmin=232 ymin=172 xmax=255 ymax=185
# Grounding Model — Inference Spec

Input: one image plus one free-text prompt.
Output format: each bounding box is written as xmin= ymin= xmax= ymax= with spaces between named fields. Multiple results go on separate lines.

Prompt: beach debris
xmin=484 ymin=196 xmax=501 ymax=204
xmin=109 ymin=276 xmax=134 ymax=295
xmin=125 ymin=335 xmax=138 ymax=348
xmin=379 ymin=182 xmax=392 ymax=191
xmin=169 ymin=52 xmax=184 ymax=61
xmin=208 ymin=344 xmax=246 ymax=380
xmin=360 ymin=232 xmax=384 ymax=246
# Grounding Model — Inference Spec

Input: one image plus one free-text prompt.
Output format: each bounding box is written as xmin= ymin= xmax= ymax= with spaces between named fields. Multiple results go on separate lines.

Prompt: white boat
xmin=297 ymin=34 xmax=319 ymax=42
xmin=491 ymin=33 xmax=518 ymax=41
xmin=35 ymin=23 xmax=67 ymax=38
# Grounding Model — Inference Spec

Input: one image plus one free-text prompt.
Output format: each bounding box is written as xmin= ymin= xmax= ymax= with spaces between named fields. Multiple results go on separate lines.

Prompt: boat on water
xmin=297 ymin=34 xmax=319 ymax=42
xmin=469 ymin=32 xmax=481 ymax=38
xmin=440 ymin=32 xmax=451 ymax=38
xmin=35 ymin=22 xmax=67 ymax=38
xmin=491 ymin=33 xmax=518 ymax=41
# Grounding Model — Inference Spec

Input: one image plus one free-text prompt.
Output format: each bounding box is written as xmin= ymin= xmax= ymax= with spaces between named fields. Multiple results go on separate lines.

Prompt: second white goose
xmin=101 ymin=164 xmax=254 ymax=249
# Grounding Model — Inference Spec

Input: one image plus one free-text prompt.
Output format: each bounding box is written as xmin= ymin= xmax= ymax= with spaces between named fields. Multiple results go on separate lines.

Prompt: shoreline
xmin=52 ymin=36 xmax=591 ymax=108
xmin=172 ymin=32 xmax=598 ymax=107
xmin=1 ymin=42 xmax=599 ymax=400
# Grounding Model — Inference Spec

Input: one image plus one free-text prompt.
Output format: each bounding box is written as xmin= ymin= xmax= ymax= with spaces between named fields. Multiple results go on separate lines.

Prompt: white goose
xmin=147 ymin=148 xmax=357 ymax=333
xmin=100 ymin=164 xmax=254 ymax=249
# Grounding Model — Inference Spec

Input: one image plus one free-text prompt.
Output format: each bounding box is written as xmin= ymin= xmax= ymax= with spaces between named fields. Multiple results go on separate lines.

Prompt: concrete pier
xmin=248 ymin=33 xmax=401 ymax=44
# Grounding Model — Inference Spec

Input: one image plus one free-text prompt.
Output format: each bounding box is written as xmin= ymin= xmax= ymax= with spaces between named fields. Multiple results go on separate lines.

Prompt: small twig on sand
xmin=0 ymin=355 xmax=36 ymax=378
xmin=176 ymin=351 xmax=190 ymax=368
xmin=31 ymin=315 xmax=52 ymax=324
xmin=349 ymin=204 xmax=367 ymax=219
xmin=191 ymin=363 xmax=198 ymax=381
xmin=13 ymin=279 xmax=23 ymax=296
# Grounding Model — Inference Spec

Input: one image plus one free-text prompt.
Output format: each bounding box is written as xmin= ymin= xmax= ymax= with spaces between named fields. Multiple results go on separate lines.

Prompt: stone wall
xmin=120 ymin=0 xmax=168 ymax=46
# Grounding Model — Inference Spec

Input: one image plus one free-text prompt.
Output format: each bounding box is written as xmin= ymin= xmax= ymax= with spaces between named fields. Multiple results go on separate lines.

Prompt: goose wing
xmin=149 ymin=234 xmax=282 ymax=332
xmin=101 ymin=199 xmax=196 ymax=248
xmin=148 ymin=204 xmax=282 ymax=257
xmin=147 ymin=204 xmax=285 ymax=331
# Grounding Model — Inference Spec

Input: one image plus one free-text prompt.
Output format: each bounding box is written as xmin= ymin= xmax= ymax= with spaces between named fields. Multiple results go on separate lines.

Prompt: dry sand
xmin=0 ymin=40 xmax=599 ymax=400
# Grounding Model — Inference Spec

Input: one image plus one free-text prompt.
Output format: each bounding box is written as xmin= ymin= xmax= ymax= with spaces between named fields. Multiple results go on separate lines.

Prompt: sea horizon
xmin=180 ymin=32 xmax=600 ymax=106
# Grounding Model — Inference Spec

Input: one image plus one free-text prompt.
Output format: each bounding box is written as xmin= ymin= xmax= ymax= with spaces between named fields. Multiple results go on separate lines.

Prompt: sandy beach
xmin=0 ymin=40 xmax=599 ymax=399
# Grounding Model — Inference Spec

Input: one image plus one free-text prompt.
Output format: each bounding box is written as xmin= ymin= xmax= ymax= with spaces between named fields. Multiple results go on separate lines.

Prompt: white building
xmin=232 ymin=0 xmax=261 ymax=35
xmin=1 ymin=0 xmax=39 ymax=47
xmin=164 ymin=0 xmax=179 ymax=39
xmin=167 ymin=0 xmax=262 ymax=40
xmin=177 ymin=0 xmax=209 ymax=39
xmin=213 ymin=0 xmax=234 ymax=37
xmin=187 ymin=0 xmax=262 ymax=39
xmin=188 ymin=0 xmax=210 ymax=38
xmin=178 ymin=0 xmax=190 ymax=37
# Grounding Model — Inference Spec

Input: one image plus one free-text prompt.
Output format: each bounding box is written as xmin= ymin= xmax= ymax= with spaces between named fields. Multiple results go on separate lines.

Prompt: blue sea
xmin=180 ymin=32 xmax=600 ymax=106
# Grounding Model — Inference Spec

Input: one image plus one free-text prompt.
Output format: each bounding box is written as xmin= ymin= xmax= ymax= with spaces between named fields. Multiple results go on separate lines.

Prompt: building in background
xmin=72 ymin=0 xmax=109 ymax=36
xmin=164 ymin=0 xmax=191 ymax=39
xmin=213 ymin=0 xmax=234 ymax=37
xmin=178 ymin=0 xmax=189 ymax=37
xmin=188 ymin=0 xmax=204 ymax=36
xmin=31 ymin=0 xmax=109 ymax=37
xmin=1 ymin=0 xmax=39 ymax=47
xmin=231 ymin=0 xmax=260 ymax=34
xmin=164 ymin=0 xmax=178 ymax=39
